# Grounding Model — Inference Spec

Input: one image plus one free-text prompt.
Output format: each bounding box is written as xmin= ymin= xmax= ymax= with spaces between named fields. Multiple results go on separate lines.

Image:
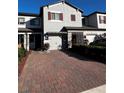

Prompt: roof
xmin=87 ymin=11 xmax=106 ymax=17
xmin=18 ymin=12 xmax=39 ymax=17
xmin=64 ymin=26 xmax=106 ymax=31
xmin=41 ymin=1 xmax=83 ymax=13
xmin=46 ymin=32 xmax=67 ymax=35
xmin=82 ymin=11 xmax=106 ymax=17
xmin=18 ymin=28 xmax=41 ymax=32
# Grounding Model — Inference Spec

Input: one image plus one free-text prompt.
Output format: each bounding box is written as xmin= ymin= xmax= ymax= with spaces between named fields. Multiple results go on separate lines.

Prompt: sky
xmin=18 ymin=0 xmax=106 ymax=15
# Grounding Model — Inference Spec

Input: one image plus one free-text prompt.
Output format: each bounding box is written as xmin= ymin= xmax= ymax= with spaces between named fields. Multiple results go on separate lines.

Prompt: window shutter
xmin=48 ymin=12 xmax=51 ymax=20
xmin=60 ymin=13 xmax=63 ymax=21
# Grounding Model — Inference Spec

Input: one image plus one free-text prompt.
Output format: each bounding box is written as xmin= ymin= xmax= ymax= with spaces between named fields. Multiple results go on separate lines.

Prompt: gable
xmin=42 ymin=1 xmax=83 ymax=13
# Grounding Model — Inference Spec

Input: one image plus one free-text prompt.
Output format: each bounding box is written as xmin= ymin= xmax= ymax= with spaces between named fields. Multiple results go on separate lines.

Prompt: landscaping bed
xmin=69 ymin=45 xmax=106 ymax=63
xmin=18 ymin=48 xmax=31 ymax=76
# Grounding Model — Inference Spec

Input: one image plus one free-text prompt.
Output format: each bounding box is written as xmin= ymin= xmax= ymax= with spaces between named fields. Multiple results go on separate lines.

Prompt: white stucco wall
xmin=43 ymin=2 xmax=82 ymax=33
xmin=18 ymin=16 xmax=41 ymax=28
xmin=97 ymin=14 xmax=106 ymax=29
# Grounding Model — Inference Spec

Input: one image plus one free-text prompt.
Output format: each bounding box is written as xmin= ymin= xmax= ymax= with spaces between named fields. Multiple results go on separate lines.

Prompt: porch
xmin=18 ymin=28 xmax=43 ymax=51
xmin=64 ymin=26 xmax=106 ymax=48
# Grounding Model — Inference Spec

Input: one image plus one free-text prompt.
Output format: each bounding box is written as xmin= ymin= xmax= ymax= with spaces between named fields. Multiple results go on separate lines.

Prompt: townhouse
xmin=18 ymin=0 xmax=106 ymax=51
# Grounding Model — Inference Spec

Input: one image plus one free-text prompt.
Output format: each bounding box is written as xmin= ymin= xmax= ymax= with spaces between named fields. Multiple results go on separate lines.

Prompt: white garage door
xmin=49 ymin=36 xmax=62 ymax=50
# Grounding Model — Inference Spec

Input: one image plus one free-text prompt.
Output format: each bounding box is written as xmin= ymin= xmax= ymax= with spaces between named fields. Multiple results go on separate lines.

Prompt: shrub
xmin=18 ymin=48 xmax=26 ymax=62
xmin=70 ymin=45 xmax=106 ymax=63
xmin=90 ymin=38 xmax=106 ymax=47
xmin=43 ymin=43 xmax=50 ymax=51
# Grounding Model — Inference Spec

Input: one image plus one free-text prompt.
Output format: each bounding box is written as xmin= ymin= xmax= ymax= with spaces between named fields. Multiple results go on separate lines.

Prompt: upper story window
xmin=71 ymin=14 xmax=76 ymax=21
xmin=18 ymin=18 xmax=25 ymax=25
xmin=99 ymin=16 xmax=106 ymax=24
xmin=30 ymin=18 xmax=40 ymax=26
xmin=48 ymin=12 xmax=63 ymax=21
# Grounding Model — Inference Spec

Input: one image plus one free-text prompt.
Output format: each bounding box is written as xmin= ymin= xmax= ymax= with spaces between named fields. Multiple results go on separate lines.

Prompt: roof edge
xmin=86 ymin=11 xmax=106 ymax=17
xmin=64 ymin=26 xmax=106 ymax=31
xmin=18 ymin=12 xmax=39 ymax=17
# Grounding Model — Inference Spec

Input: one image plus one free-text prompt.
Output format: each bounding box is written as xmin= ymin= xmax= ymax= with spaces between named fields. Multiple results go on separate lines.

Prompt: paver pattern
xmin=19 ymin=50 xmax=106 ymax=93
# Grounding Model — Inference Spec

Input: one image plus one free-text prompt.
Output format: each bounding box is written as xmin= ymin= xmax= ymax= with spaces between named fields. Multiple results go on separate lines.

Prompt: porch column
xmin=24 ymin=34 xmax=27 ymax=50
xmin=27 ymin=34 xmax=30 ymax=51
xmin=68 ymin=32 xmax=72 ymax=48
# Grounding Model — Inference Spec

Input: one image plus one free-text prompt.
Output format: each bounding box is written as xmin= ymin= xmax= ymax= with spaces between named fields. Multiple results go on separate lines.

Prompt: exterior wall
xmin=43 ymin=2 xmax=82 ymax=33
xmin=18 ymin=16 xmax=41 ymax=29
xmin=97 ymin=14 xmax=106 ymax=29
xmin=88 ymin=14 xmax=97 ymax=27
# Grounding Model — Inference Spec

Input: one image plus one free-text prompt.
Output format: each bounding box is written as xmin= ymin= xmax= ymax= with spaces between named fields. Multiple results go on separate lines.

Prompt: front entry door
xmin=35 ymin=34 xmax=41 ymax=50
xmin=29 ymin=34 xmax=35 ymax=50
xmin=62 ymin=35 xmax=68 ymax=49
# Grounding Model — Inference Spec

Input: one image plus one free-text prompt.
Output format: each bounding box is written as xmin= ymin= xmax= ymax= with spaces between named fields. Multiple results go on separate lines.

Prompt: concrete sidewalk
xmin=80 ymin=85 xmax=106 ymax=93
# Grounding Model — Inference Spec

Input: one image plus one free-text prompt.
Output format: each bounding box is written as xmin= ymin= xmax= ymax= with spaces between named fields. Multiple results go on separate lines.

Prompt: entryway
xmin=29 ymin=34 xmax=41 ymax=50
xmin=72 ymin=32 xmax=84 ymax=46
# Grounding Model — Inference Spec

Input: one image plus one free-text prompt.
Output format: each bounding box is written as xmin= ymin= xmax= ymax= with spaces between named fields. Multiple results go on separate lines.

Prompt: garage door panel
xmin=49 ymin=36 xmax=62 ymax=50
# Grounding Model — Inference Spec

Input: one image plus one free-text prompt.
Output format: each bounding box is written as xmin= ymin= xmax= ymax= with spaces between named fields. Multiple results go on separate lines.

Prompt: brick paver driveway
xmin=19 ymin=50 xmax=106 ymax=93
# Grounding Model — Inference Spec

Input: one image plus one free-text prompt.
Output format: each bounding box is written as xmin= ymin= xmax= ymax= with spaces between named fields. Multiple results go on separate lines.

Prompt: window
xmin=48 ymin=12 xmax=63 ymax=21
xmin=71 ymin=14 xmax=76 ymax=21
xmin=99 ymin=16 xmax=106 ymax=24
xmin=18 ymin=18 xmax=25 ymax=24
xmin=30 ymin=18 xmax=40 ymax=26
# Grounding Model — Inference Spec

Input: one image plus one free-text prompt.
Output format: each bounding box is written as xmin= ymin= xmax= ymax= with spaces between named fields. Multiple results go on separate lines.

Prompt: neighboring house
xmin=18 ymin=0 xmax=106 ymax=51
xmin=18 ymin=13 xmax=42 ymax=51
xmin=82 ymin=11 xmax=106 ymax=29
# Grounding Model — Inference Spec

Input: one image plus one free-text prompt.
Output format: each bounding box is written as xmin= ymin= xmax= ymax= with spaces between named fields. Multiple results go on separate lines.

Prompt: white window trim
xmin=49 ymin=11 xmax=62 ymax=13
xmin=50 ymin=20 xmax=62 ymax=22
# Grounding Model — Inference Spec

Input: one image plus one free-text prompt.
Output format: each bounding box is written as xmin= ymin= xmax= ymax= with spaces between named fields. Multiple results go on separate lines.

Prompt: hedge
xmin=90 ymin=39 xmax=106 ymax=47
xmin=70 ymin=45 xmax=106 ymax=63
